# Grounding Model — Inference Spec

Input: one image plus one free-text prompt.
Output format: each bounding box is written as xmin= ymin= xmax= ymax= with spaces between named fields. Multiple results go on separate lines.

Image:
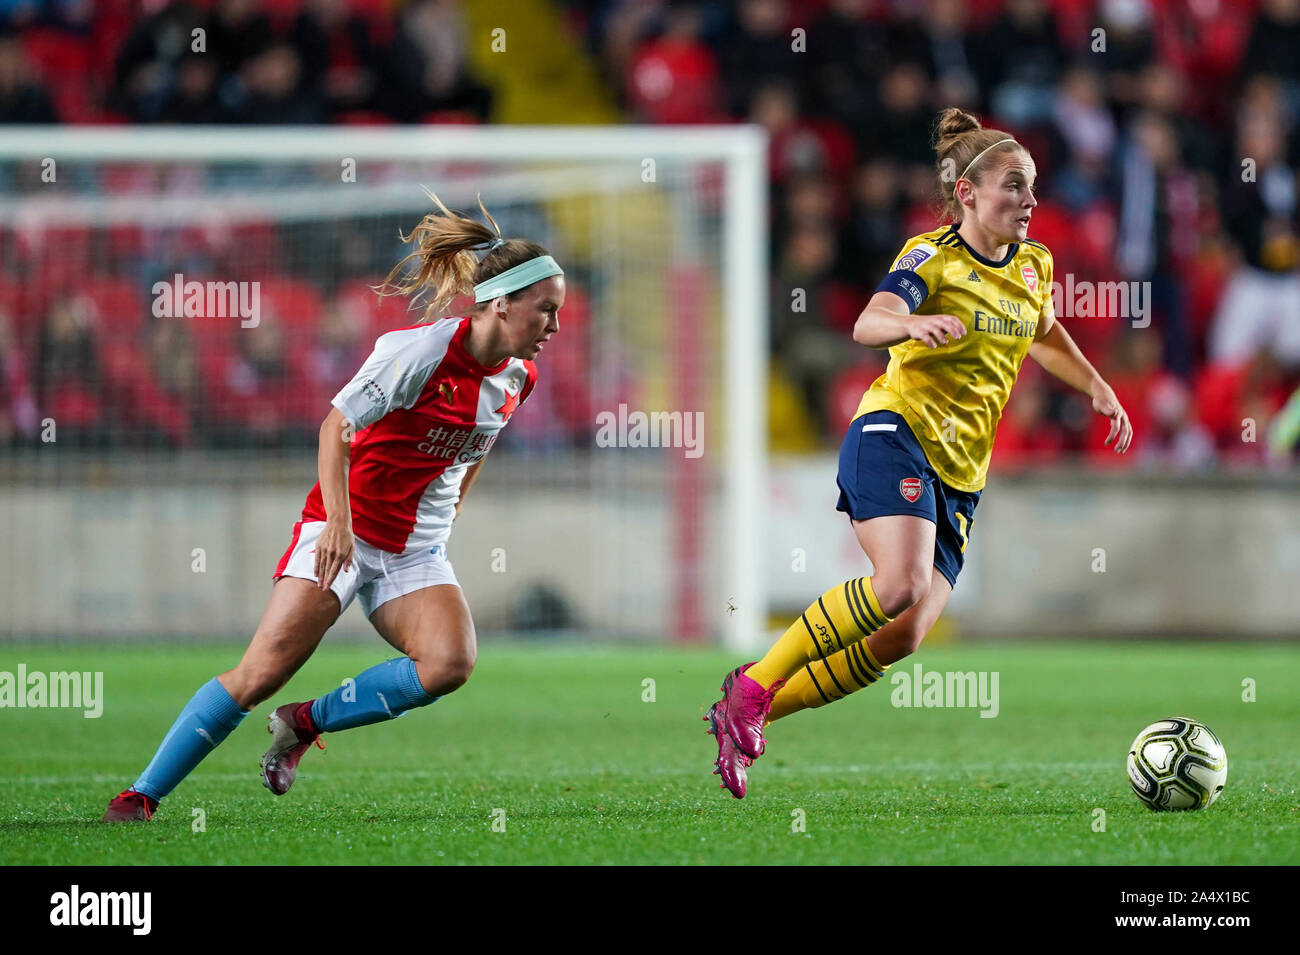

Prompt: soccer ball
xmin=1126 ymin=717 xmax=1227 ymax=811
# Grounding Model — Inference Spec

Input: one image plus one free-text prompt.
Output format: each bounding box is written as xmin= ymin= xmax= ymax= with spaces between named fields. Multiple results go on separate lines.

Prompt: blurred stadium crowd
xmin=1 ymin=0 xmax=1298 ymax=471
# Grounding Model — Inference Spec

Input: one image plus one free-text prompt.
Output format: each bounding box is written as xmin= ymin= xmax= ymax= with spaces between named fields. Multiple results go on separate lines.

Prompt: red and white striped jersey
xmin=300 ymin=316 xmax=537 ymax=554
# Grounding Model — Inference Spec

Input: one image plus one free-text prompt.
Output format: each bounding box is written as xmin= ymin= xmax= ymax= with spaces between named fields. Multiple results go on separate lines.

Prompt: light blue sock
xmin=310 ymin=657 xmax=438 ymax=733
xmin=133 ymin=677 xmax=248 ymax=801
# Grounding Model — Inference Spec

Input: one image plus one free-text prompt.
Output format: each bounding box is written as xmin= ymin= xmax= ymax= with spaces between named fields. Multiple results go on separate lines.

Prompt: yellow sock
xmin=746 ymin=577 xmax=893 ymax=689
xmin=767 ymin=640 xmax=890 ymax=722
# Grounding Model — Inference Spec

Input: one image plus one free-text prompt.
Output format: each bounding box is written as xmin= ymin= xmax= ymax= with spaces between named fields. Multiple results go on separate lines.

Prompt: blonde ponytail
xmin=377 ymin=191 xmax=502 ymax=320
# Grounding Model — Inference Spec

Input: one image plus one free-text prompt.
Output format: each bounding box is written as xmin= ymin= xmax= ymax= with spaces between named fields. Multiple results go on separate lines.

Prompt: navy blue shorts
xmin=835 ymin=411 xmax=980 ymax=589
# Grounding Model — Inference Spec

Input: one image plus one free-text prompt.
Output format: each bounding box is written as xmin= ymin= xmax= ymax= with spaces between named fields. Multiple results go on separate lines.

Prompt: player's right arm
xmin=314 ymin=406 xmax=355 ymax=589
xmin=853 ymin=236 xmax=966 ymax=349
xmin=852 ymin=291 xmax=967 ymax=349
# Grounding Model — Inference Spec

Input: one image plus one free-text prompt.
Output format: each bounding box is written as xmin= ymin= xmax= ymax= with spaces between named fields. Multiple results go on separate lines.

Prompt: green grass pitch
xmin=2 ymin=641 xmax=1297 ymax=865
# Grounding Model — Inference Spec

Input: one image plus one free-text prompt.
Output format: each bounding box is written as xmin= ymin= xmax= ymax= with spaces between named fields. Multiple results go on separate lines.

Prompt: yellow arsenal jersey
xmin=853 ymin=224 xmax=1055 ymax=492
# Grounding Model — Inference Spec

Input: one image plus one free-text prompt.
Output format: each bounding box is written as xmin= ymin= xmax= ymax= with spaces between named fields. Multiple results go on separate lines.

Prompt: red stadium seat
xmin=89 ymin=1 xmax=134 ymax=81
xmin=419 ymin=111 xmax=483 ymax=126
xmin=16 ymin=224 xmax=93 ymax=274
xmin=22 ymin=27 xmax=92 ymax=82
xmin=207 ymin=222 xmax=280 ymax=274
xmin=46 ymin=383 xmax=103 ymax=431
xmin=97 ymin=338 xmax=148 ymax=394
xmin=2 ymin=275 xmax=51 ymax=344
xmin=80 ymin=277 xmax=149 ymax=339
xmin=1185 ymin=252 xmax=1231 ymax=354
xmin=0 ymin=279 xmax=42 ymax=368
xmin=337 ymin=111 xmax=397 ymax=126
xmin=335 ymin=279 xmax=416 ymax=341
xmin=1195 ymin=361 xmax=1246 ymax=445
xmin=628 ymin=37 xmax=724 ymax=125
xmin=823 ymin=281 xmax=865 ymax=333
xmin=170 ymin=274 xmax=242 ymax=356
xmin=100 ymin=163 xmax=155 ymax=195
xmin=105 ymin=224 xmax=145 ymax=266
xmin=769 ymin=119 xmax=858 ymax=186
xmin=20 ymin=26 xmax=98 ymax=121
xmin=826 ymin=361 xmax=885 ymax=438
xmin=348 ymin=0 xmax=397 ymax=40
xmin=261 ymin=0 xmax=307 ymax=26
xmin=284 ymin=346 xmax=327 ymax=429
xmin=256 ymin=278 xmax=324 ymax=332
xmin=540 ymin=286 xmax=591 ymax=431
xmin=132 ymin=380 xmax=192 ymax=445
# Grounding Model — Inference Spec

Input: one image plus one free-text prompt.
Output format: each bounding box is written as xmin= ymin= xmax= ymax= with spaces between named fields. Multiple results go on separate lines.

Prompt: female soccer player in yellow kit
xmin=707 ymin=108 xmax=1134 ymax=798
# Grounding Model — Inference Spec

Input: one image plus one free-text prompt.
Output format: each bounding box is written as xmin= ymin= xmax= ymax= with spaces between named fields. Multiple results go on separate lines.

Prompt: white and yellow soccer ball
xmin=1126 ymin=717 xmax=1227 ymax=811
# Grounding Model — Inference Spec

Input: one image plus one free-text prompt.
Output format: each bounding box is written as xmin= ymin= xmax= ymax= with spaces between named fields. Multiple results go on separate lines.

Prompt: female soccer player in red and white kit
xmin=103 ymin=197 xmax=564 ymax=820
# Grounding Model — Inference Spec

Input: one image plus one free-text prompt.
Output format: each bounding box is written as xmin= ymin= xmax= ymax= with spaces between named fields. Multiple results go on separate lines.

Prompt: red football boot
xmin=259 ymin=701 xmax=325 ymax=796
xmin=102 ymin=789 xmax=158 ymax=822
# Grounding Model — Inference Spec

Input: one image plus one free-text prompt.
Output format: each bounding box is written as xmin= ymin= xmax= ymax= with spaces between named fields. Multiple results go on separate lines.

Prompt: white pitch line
xmin=8 ymin=758 xmax=1292 ymax=788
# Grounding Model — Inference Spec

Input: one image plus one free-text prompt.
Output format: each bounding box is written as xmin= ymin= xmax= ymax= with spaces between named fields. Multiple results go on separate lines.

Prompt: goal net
xmin=0 ymin=127 xmax=766 ymax=649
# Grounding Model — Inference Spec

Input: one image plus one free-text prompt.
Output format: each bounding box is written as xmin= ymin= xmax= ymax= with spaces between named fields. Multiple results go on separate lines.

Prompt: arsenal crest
xmin=1022 ymin=265 xmax=1038 ymax=291
xmin=899 ymin=477 xmax=923 ymax=503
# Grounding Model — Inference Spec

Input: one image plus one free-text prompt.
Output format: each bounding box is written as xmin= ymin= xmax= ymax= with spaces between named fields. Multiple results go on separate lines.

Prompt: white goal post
xmin=0 ymin=126 xmax=768 ymax=650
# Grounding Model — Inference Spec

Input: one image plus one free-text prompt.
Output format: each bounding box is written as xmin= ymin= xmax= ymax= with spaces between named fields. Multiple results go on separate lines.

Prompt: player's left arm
xmin=455 ymin=460 xmax=483 ymax=520
xmin=1028 ymin=313 xmax=1133 ymax=453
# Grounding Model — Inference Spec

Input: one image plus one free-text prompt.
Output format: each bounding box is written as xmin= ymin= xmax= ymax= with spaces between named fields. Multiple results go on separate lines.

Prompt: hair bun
xmin=933 ymin=108 xmax=981 ymax=150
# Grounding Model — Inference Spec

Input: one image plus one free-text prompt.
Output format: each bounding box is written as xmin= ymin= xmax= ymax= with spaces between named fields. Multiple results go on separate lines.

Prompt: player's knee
xmin=223 ymin=665 xmax=286 ymax=710
xmin=414 ymin=645 xmax=476 ymax=696
xmin=873 ymin=568 xmax=931 ymax=618
xmin=879 ymin=621 xmax=927 ymax=662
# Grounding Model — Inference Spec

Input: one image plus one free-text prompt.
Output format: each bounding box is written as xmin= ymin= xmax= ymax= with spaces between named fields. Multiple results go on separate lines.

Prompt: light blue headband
xmin=474 ymin=254 xmax=564 ymax=303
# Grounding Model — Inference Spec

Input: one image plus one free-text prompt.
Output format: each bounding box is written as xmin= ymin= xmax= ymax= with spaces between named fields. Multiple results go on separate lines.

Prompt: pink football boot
xmin=719 ymin=663 xmax=785 ymax=760
xmin=704 ymin=700 xmax=753 ymax=798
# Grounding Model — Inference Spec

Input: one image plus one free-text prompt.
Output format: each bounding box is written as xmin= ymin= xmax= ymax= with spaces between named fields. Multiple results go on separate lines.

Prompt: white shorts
xmin=273 ymin=520 xmax=460 ymax=617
